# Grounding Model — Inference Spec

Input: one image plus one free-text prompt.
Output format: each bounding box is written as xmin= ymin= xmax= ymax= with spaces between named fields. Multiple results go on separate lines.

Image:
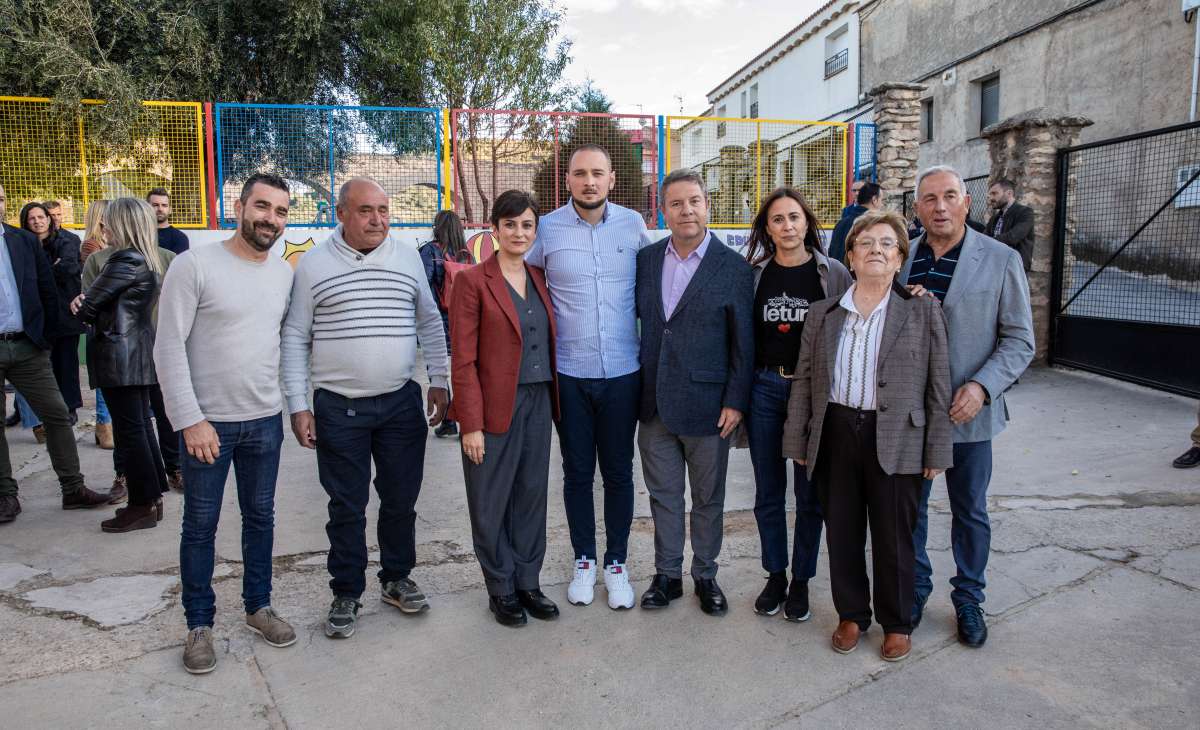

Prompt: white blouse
xmin=829 ymin=285 xmax=890 ymax=411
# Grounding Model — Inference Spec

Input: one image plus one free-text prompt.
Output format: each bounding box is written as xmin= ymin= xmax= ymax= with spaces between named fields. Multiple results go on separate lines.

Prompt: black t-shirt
xmin=157 ymin=226 xmax=190 ymax=255
xmin=754 ymin=257 xmax=824 ymax=368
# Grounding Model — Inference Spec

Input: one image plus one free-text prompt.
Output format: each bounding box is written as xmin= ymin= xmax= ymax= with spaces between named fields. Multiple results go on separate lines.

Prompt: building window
xmin=824 ymin=24 xmax=849 ymax=78
xmin=921 ymin=98 xmax=934 ymax=142
xmin=979 ymin=75 xmax=1000 ymax=131
xmin=740 ymin=91 xmax=747 ymax=118
xmin=749 ymin=84 xmax=759 ymax=119
xmin=717 ymin=105 xmax=727 ymax=138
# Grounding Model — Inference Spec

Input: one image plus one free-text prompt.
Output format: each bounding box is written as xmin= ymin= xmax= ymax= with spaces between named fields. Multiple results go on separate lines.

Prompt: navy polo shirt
xmin=907 ymin=233 xmax=965 ymax=303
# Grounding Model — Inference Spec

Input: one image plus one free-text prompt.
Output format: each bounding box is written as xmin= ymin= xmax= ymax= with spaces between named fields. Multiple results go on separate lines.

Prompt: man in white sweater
xmin=281 ymin=178 xmax=449 ymax=640
xmin=154 ymin=174 xmax=297 ymax=675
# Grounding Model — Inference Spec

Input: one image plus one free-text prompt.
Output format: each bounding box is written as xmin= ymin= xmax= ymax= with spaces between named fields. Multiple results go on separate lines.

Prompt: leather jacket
xmin=75 ymin=249 xmax=160 ymax=388
xmin=42 ymin=228 xmax=85 ymax=337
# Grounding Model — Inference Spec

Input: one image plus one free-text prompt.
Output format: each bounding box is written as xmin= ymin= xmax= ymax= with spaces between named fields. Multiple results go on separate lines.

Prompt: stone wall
xmin=868 ymin=82 xmax=926 ymax=212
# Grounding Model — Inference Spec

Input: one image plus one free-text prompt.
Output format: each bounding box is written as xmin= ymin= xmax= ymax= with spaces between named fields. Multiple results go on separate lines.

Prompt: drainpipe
xmin=1191 ymin=12 xmax=1200 ymax=120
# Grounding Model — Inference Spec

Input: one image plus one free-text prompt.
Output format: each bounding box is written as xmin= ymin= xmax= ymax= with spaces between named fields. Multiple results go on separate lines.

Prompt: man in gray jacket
xmin=903 ymin=165 xmax=1035 ymax=649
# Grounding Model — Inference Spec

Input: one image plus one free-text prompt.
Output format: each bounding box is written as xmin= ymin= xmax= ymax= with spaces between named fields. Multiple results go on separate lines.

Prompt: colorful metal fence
xmin=665 ymin=116 xmax=847 ymax=228
xmin=0 ymin=96 xmax=206 ymax=228
xmin=214 ymin=103 xmax=441 ymax=228
xmin=853 ymin=122 xmax=876 ymax=182
xmin=448 ymin=109 xmax=659 ymax=227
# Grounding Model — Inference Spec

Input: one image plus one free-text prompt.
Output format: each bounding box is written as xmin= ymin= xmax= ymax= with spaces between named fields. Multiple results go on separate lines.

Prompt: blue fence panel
xmin=214 ymin=103 xmax=441 ymax=228
xmin=853 ymin=122 xmax=877 ymax=182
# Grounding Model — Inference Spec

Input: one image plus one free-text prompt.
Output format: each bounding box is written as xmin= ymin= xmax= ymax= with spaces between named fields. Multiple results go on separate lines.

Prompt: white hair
xmin=916 ymin=165 xmax=967 ymax=195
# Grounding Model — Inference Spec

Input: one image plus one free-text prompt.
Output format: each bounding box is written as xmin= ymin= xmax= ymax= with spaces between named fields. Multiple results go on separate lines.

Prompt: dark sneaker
xmin=784 ymin=578 xmax=811 ymax=622
xmin=956 ymin=603 xmax=988 ymax=648
xmin=1173 ymin=446 xmax=1200 ymax=469
xmin=62 ymin=486 xmax=110 ymax=510
xmin=183 ymin=626 xmax=217 ymax=674
xmin=382 ymin=578 xmax=429 ymax=614
xmin=434 ymin=421 xmax=459 ymax=438
xmin=754 ymin=572 xmax=788 ymax=616
xmin=246 ymin=607 xmax=297 ymax=647
xmin=326 ymin=597 xmax=362 ymax=639
xmin=0 ymin=494 xmax=20 ymax=523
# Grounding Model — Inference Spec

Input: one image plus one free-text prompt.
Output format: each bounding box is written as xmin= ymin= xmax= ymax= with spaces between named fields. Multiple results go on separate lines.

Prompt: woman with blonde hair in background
xmin=80 ymin=201 xmax=116 ymax=454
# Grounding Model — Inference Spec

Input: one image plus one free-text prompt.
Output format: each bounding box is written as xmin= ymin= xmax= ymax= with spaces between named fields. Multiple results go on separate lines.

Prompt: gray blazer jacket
xmin=901 ymin=226 xmax=1035 ymax=443
xmin=782 ymin=283 xmax=954 ymax=477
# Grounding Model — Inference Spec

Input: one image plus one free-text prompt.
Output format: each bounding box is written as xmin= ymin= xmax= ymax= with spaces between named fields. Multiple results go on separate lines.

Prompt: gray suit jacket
xmin=901 ymin=226 xmax=1035 ymax=443
xmin=782 ymin=283 xmax=954 ymax=478
xmin=636 ymin=233 xmax=754 ymax=437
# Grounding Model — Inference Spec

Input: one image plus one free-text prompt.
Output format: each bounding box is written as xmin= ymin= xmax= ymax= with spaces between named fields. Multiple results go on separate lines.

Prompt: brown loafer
xmin=881 ymin=633 xmax=912 ymax=662
xmin=63 ymin=486 xmax=110 ymax=510
xmin=832 ymin=620 xmax=862 ymax=654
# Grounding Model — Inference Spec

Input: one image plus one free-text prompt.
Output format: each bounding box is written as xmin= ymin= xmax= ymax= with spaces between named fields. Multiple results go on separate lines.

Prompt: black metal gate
xmin=1050 ymin=120 xmax=1200 ymax=397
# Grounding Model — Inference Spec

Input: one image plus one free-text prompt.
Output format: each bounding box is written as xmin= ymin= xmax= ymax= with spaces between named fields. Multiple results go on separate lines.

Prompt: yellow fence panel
xmin=666 ymin=116 xmax=846 ymax=229
xmin=0 ymin=97 xmax=207 ymax=228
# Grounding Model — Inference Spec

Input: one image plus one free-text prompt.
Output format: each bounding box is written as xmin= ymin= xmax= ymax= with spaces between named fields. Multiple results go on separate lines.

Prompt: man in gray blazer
xmin=903 ymin=165 xmax=1035 ymax=648
xmin=635 ymin=169 xmax=754 ymax=616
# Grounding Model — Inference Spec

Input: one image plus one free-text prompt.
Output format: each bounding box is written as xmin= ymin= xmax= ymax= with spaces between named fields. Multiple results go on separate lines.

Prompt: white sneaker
xmin=567 ymin=556 xmax=596 ymax=605
xmin=604 ymin=562 xmax=635 ymax=610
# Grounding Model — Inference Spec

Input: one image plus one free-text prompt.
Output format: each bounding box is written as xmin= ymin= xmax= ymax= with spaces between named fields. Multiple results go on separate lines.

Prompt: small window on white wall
xmin=749 ymin=84 xmax=759 ymax=119
xmin=824 ymin=24 xmax=849 ymax=78
xmin=740 ymin=91 xmax=747 ymax=118
xmin=921 ymin=98 xmax=934 ymax=142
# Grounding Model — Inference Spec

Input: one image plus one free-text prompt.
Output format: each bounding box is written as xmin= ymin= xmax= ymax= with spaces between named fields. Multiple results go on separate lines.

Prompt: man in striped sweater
xmin=281 ymin=178 xmax=449 ymax=640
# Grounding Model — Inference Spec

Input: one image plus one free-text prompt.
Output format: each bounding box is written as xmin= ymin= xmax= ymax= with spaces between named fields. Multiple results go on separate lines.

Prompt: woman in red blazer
xmin=448 ymin=190 xmax=561 ymax=628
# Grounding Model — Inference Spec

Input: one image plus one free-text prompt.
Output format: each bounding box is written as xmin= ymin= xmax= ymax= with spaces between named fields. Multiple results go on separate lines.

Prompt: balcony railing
xmin=824 ymin=48 xmax=849 ymax=78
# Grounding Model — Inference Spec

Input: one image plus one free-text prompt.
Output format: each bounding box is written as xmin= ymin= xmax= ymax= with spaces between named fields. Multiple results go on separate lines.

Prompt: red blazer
xmin=447 ymin=255 xmax=560 ymax=434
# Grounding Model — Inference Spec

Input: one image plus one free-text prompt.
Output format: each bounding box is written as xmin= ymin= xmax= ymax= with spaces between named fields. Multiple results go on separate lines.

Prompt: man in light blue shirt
xmin=526 ymin=144 xmax=652 ymax=610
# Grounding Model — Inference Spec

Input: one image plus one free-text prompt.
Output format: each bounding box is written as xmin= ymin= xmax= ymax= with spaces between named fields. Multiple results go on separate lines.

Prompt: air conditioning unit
xmin=1175 ymin=165 xmax=1200 ymax=208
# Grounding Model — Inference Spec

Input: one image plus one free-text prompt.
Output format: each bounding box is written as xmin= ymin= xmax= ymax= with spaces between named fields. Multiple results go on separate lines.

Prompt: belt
xmin=762 ymin=365 xmax=795 ymax=379
xmin=0 ymin=331 xmax=25 ymax=341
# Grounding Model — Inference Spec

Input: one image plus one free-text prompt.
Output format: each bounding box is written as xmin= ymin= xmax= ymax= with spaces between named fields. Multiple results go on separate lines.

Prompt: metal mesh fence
xmin=1057 ymin=122 xmax=1200 ymax=327
xmin=666 ymin=117 xmax=846 ymax=228
xmin=449 ymin=109 xmax=659 ymax=228
xmin=853 ymin=122 xmax=876 ymax=182
xmin=901 ymin=174 xmax=991 ymax=226
xmin=215 ymin=103 xmax=440 ymax=228
xmin=0 ymin=96 xmax=206 ymax=228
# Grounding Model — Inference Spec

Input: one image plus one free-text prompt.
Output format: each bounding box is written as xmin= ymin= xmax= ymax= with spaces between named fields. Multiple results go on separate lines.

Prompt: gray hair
xmin=916 ymin=165 xmax=966 ymax=195
xmin=659 ymin=168 xmax=707 ymax=205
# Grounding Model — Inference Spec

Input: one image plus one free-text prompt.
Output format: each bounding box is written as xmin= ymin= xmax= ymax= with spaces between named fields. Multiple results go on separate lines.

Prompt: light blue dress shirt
xmin=526 ymin=201 xmax=652 ymax=379
xmin=0 ymin=228 xmax=26 ymax=334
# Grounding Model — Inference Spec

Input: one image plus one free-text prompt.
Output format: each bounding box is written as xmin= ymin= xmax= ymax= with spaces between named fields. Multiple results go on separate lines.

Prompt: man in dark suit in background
xmin=0 ymin=183 xmax=108 ymax=522
xmin=634 ymin=169 xmax=754 ymax=616
xmin=985 ymin=179 xmax=1035 ymax=271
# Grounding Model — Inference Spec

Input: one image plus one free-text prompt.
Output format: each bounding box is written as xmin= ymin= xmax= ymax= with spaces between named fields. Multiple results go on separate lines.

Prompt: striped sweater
xmin=281 ymin=227 xmax=448 ymax=412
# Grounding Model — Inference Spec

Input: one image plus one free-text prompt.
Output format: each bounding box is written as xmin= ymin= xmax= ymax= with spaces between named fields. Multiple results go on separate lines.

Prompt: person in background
xmin=449 ymin=190 xmax=560 ymax=628
xmin=783 ymin=209 xmax=952 ymax=662
xmin=419 ymin=209 xmax=467 ymax=439
xmin=80 ymin=200 xmax=115 ymax=452
xmin=73 ymin=198 xmax=169 ymax=532
xmin=1172 ymin=405 xmax=1200 ymax=468
xmin=985 ymin=179 xmax=1035 ymax=272
xmin=147 ymin=188 xmax=190 ymax=255
xmin=21 ymin=202 xmax=84 ymax=425
xmin=43 ymin=200 xmax=81 ymax=250
xmin=737 ymin=187 xmax=852 ymax=621
xmin=828 ymin=182 xmax=883 ymax=264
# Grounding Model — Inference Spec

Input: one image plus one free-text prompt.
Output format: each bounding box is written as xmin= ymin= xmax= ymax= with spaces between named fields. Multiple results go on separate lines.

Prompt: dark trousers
xmin=747 ymin=369 xmax=822 ymax=578
xmin=463 ymin=383 xmax=552 ymax=596
xmin=103 ymin=385 xmax=167 ymax=506
xmin=913 ymin=440 xmax=993 ymax=609
xmin=557 ymin=370 xmax=639 ymax=566
xmin=0 ymin=339 xmax=84 ymax=496
xmin=817 ymin=404 xmax=922 ymax=635
xmin=315 ymin=381 xmax=427 ymax=600
xmin=50 ymin=335 xmax=82 ymax=411
xmin=148 ymin=384 xmax=180 ymax=472
xmin=180 ymin=414 xmax=283 ymax=629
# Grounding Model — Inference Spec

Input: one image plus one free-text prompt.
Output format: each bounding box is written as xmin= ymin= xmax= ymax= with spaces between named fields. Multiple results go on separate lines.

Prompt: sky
xmin=558 ymin=0 xmax=827 ymax=116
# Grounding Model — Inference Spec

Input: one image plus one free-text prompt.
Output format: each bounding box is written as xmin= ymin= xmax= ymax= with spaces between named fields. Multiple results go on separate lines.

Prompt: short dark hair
xmin=490 ymin=189 xmax=539 ymax=229
xmin=146 ymin=187 xmax=170 ymax=201
xmin=568 ymin=143 xmax=612 ymax=170
xmin=856 ymin=182 xmax=882 ymax=206
xmin=659 ymin=168 xmax=706 ymax=204
xmin=239 ymin=174 xmax=290 ymax=204
xmin=43 ymin=199 xmax=62 ymax=210
xmin=990 ymin=178 xmax=1016 ymax=194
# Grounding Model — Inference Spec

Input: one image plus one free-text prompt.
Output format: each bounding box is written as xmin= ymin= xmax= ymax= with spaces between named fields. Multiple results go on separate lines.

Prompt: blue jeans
xmin=94 ymin=388 xmax=111 ymax=425
xmin=180 ymin=414 xmax=284 ymax=629
xmin=747 ymin=369 xmax=822 ymax=578
xmin=557 ymin=371 xmax=639 ymax=567
xmin=14 ymin=391 xmax=40 ymax=428
xmin=315 ymin=382 xmax=427 ymax=600
xmin=913 ymin=440 xmax=993 ymax=609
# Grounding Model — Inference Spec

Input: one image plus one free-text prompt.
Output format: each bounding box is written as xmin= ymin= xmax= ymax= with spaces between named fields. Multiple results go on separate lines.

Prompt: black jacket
xmin=828 ymin=203 xmax=866 ymax=264
xmin=986 ymin=202 xmax=1035 ymax=271
xmin=75 ymin=249 xmax=159 ymax=388
xmin=1 ymin=223 xmax=59 ymax=349
xmin=41 ymin=228 xmax=84 ymax=337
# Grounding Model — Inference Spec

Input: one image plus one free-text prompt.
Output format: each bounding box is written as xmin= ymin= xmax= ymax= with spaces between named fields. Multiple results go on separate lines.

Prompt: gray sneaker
xmin=183 ymin=626 xmax=217 ymax=675
xmin=245 ymin=606 xmax=297 ymax=647
xmin=381 ymin=578 xmax=429 ymax=614
xmin=326 ymin=597 xmax=361 ymax=639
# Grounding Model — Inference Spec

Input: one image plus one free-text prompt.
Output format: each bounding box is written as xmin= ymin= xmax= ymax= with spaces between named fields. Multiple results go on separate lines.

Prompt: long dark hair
xmin=19 ymin=202 xmax=57 ymax=241
xmin=744 ymin=187 xmax=824 ymax=266
xmin=432 ymin=209 xmax=466 ymax=259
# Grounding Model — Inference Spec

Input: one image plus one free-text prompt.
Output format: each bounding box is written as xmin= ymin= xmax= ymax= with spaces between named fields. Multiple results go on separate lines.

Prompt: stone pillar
xmin=868 ymin=82 xmax=927 ymax=211
xmin=981 ymin=113 xmax=1093 ymax=362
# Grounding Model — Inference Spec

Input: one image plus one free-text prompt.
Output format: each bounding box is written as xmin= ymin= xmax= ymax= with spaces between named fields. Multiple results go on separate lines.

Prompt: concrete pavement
xmin=0 ymin=366 xmax=1197 ymax=728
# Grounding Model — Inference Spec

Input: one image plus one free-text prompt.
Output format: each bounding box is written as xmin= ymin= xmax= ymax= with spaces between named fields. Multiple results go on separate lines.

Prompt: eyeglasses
xmin=853 ymin=237 xmax=900 ymax=251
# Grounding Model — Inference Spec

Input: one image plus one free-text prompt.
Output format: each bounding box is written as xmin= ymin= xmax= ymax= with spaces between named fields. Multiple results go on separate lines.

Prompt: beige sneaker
xmin=246 ymin=607 xmax=297 ymax=647
xmin=183 ymin=626 xmax=217 ymax=674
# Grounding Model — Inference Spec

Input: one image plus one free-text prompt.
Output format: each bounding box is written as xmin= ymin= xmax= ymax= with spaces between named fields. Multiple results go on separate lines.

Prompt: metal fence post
xmin=657 ymin=116 xmax=666 ymax=229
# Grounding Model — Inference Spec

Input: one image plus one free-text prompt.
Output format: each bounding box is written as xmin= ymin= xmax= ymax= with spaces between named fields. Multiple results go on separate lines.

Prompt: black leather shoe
xmin=640 ymin=574 xmax=683 ymax=609
xmin=489 ymin=594 xmax=527 ymax=627
xmin=783 ymin=578 xmax=811 ymax=622
xmin=0 ymin=494 xmax=20 ymax=523
xmin=516 ymin=589 xmax=559 ymax=620
xmin=1173 ymin=446 xmax=1200 ymax=469
xmin=911 ymin=595 xmax=928 ymax=630
xmin=956 ymin=603 xmax=988 ymax=647
xmin=694 ymin=578 xmax=728 ymax=616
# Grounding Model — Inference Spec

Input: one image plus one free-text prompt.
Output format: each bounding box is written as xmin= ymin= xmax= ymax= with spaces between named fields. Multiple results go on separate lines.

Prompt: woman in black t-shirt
xmin=736 ymin=187 xmax=853 ymax=621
